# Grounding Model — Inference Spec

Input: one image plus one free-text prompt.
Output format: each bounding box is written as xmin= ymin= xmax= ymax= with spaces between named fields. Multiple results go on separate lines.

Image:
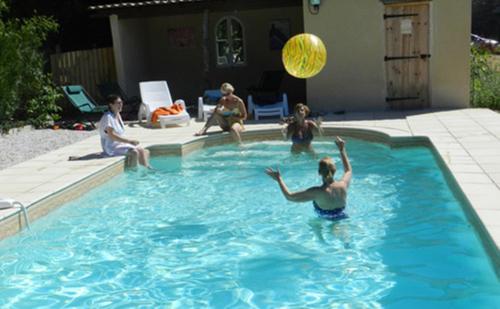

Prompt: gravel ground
xmin=0 ymin=127 xmax=97 ymax=170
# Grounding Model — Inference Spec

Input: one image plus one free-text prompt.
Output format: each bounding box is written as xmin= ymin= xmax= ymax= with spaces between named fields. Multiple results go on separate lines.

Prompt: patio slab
xmin=0 ymin=108 xmax=499 ymax=260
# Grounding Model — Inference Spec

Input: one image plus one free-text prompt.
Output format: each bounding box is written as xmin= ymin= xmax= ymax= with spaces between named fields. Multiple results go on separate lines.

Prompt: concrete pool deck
xmin=0 ymin=108 xmax=499 ymax=257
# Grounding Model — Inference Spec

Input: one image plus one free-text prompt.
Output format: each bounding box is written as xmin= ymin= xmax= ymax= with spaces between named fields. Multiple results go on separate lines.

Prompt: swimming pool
xmin=0 ymin=139 xmax=498 ymax=307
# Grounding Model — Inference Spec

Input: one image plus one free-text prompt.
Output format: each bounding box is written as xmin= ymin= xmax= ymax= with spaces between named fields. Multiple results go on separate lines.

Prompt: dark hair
xmin=106 ymin=94 xmax=121 ymax=105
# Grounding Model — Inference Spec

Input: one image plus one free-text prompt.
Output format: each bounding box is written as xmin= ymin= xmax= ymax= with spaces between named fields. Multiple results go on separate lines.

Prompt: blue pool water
xmin=0 ymin=139 xmax=499 ymax=308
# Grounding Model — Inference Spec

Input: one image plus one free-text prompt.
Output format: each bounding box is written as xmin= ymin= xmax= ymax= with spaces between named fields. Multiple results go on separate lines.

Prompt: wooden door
xmin=384 ymin=2 xmax=430 ymax=109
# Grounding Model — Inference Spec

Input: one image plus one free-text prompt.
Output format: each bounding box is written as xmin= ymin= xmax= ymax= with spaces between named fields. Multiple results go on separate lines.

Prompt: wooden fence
xmin=50 ymin=47 xmax=117 ymax=100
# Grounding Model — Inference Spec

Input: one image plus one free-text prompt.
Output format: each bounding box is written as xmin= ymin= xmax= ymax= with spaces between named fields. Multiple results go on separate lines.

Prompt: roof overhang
xmin=89 ymin=0 xmax=206 ymax=11
xmin=380 ymin=0 xmax=431 ymax=4
xmin=88 ymin=0 xmax=302 ymax=18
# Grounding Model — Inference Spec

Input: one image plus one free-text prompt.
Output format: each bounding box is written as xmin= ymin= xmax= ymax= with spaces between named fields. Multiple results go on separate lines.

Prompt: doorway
xmin=384 ymin=2 xmax=430 ymax=109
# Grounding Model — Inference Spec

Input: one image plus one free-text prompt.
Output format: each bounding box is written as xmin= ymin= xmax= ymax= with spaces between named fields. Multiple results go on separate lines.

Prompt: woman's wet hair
xmin=220 ymin=82 xmax=235 ymax=95
xmin=294 ymin=103 xmax=310 ymax=116
xmin=318 ymin=157 xmax=336 ymax=183
xmin=106 ymin=94 xmax=121 ymax=105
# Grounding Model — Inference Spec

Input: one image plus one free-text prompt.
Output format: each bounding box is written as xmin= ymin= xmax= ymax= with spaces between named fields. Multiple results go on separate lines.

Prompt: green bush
xmin=0 ymin=1 xmax=61 ymax=132
xmin=470 ymin=46 xmax=500 ymax=110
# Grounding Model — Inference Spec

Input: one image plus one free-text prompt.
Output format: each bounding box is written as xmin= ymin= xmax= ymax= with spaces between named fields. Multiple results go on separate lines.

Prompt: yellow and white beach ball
xmin=282 ymin=33 xmax=327 ymax=79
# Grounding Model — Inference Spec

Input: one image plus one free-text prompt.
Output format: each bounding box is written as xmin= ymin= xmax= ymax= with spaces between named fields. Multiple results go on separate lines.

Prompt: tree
xmin=0 ymin=0 xmax=62 ymax=131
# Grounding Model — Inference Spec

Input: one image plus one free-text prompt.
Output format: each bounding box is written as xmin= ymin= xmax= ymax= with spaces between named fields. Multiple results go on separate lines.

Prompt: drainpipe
xmin=109 ymin=14 xmax=126 ymax=93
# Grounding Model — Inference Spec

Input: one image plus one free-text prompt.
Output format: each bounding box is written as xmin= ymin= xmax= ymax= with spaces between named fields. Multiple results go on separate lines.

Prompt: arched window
xmin=215 ymin=17 xmax=245 ymax=66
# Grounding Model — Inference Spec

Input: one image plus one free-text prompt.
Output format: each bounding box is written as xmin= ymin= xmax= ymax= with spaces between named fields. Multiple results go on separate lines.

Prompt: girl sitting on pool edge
xmin=69 ymin=94 xmax=152 ymax=169
xmin=265 ymin=136 xmax=352 ymax=221
xmin=195 ymin=82 xmax=247 ymax=144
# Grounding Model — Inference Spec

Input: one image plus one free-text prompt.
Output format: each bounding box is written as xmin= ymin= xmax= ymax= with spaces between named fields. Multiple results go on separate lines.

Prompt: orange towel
xmin=151 ymin=103 xmax=184 ymax=123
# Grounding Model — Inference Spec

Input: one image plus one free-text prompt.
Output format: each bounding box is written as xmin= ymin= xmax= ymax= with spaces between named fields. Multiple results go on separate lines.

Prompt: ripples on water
xmin=0 ymin=139 xmax=498 ymax=308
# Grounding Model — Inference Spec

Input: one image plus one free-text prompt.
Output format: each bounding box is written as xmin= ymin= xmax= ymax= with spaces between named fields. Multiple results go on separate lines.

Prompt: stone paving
xmin=0 ymin=108 xmax=499 ymax=255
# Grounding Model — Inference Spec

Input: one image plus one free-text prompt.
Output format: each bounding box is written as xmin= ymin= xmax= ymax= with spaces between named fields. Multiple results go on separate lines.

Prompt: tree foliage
xmin=470 ymin=46 xmax=500 ymax=109
xmin=0 ymin=0 xmax=62 ymax=132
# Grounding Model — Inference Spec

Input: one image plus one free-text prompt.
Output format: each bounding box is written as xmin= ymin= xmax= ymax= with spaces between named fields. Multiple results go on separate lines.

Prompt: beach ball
xmin=282 ymin=33 xmax=327 ymax=79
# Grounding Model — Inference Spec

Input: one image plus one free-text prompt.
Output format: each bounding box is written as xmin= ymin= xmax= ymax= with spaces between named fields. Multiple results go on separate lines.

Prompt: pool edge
xmin=1 ymin=127 xmax=498 ymax=276
xmin=0 ymin=160 xmax=124 ymax=240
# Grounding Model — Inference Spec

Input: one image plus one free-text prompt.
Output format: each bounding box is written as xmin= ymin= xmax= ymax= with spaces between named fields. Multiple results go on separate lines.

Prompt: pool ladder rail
xmin=0 ymin=198 xmax=31 ymax=230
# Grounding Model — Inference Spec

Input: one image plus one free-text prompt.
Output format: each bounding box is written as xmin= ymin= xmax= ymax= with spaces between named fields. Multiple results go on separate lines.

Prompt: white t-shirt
xmin=99 ymin=112 xmax=129 ymax=156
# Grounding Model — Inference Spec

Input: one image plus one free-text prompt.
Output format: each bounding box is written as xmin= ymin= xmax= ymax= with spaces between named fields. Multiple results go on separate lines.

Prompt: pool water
xmin=0 ymin=139 xmax=499 ymax=308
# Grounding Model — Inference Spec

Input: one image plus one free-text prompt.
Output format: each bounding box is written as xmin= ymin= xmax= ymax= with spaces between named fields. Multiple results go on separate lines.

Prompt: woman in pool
xmin=265 ymin=136 xmax=352 ymax=221
xmin=195 ymin=82 xmax=247 ymax=144
xmin=99 ymin=94 xmax=151 ymax=168
xmin=282 ymin=103 xmax=323 ymax=154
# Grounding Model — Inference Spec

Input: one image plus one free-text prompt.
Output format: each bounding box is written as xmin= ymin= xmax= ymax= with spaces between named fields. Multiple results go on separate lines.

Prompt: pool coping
xmin=0 ymin=108 xmax=499 ymax=273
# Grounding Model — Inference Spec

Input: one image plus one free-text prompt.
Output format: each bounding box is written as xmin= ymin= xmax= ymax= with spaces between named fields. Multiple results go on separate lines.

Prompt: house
xmin=89 ymin=0 xmax=471 ymax=113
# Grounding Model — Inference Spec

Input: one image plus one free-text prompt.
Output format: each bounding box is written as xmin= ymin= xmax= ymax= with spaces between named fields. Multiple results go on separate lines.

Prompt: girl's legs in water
xmin=137 ymin=147 xmax=151 ymax=168
xmin=126 ymin=149 xmax=139 ymax=168
xmin=230 ymin=123 xmax=243 ymax=144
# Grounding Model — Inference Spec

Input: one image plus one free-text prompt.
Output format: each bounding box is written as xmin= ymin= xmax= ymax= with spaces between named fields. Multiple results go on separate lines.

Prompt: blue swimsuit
xmin=291 ymin=121 xmax=314 ymax=144
xmin=313 ymin=201 xmax=348 ymax=221
xmin=291 ymin=132 xmax=313 ymax=144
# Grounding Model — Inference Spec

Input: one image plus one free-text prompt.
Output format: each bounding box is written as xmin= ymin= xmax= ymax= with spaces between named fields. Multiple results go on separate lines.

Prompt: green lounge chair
xmin=62 ymin=85 xmax=108 ymax=114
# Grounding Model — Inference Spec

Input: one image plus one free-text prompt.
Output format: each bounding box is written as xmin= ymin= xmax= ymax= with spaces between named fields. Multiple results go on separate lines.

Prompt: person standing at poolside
xmin=99 ymin=94 xmax=151 ymax=168
xmin=265 ymin=136 xmax=352 ymax=220
xmin=195 ymin=82 xmax=247 ymax=144
xmin=282 ymin=103 xmax=323 ymax=154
